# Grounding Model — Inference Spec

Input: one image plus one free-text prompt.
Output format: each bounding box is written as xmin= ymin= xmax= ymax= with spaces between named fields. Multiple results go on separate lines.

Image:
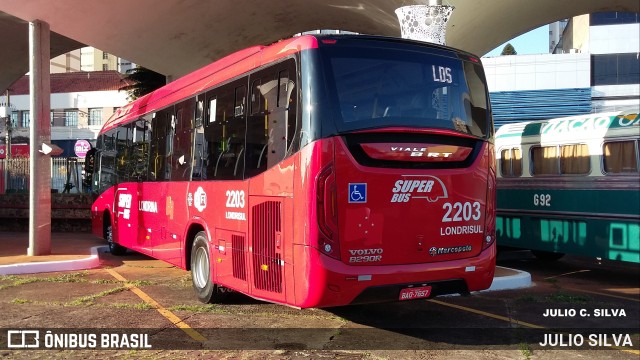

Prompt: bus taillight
xmin=483 ymin=168 xmax=497 ymax=251
xmin=317 ymin=163 xmax=340 ymax=260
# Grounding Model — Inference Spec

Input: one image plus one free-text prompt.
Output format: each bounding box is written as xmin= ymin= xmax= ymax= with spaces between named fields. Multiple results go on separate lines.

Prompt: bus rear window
xmin=322 ymin=46 xmax=490 ymax=138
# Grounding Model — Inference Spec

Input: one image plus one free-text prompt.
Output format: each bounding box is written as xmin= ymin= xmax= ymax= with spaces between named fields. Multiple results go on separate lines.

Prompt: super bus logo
xmin=117 ymin=193 xmax=132 ymax=220
xmin=390 ymin=176 xmax=448 ymax=203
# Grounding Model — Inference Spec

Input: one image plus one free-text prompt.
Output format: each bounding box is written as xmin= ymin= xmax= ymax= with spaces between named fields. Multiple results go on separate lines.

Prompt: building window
xmin=591 ymin=53 xmax=640 ymax=86
xmin=65 ymin=110 xmax=78 ymax=126
xmin=500 ymin=148 xmax=522 ymax=177
xmin=102 ymin=64 xmax=109 ymax=71
xmin=603 ymin=140 xmax=639 ymax=174
xmin=89 ymin=108 xmax=103 ymax=126
xmin=103 ymin=52 xmax=109 ymax=60
xmin=21 ymin=111 xmax=30 ymax=128
xmin=10 ymin=112 xmax=18 ymax=128
xmin=590 ymin=12 xmax=640 ymax=26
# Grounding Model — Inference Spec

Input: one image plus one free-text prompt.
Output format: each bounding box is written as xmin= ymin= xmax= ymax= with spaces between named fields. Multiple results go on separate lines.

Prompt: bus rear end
xmin=295 ymin=36 xmax=496 ymax=307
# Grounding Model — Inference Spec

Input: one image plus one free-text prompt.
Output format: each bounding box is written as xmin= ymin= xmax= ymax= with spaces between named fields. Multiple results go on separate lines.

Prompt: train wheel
xmin=191 ymin=231 xmax=227 ymax=303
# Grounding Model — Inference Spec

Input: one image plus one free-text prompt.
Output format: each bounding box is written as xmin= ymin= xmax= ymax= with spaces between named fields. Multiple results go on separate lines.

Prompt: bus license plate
xmin=399 ymin=286 xmax=432 ymax=301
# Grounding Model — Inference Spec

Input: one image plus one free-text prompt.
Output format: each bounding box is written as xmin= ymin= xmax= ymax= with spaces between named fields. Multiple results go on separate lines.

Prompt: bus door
xmin=150 ymin=103 xmax=194 ymax=267
xmin=114 ymin=183 xmax=139 ymax=249
xmin=113 ymin=125 xmax=141 ymax=250
xmin=145 ymin=107 xmax=180 ymax=264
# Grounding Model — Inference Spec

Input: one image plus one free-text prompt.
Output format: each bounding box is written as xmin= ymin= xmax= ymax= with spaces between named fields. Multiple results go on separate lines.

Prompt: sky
xmin=483 ymin=25 xmax=550 ymax=57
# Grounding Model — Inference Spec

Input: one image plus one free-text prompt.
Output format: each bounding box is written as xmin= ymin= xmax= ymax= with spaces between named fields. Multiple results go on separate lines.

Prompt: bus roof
xmin=100 ymin=34 xmax=481 ymax=134
xmin=495 ymin=110 xmax=640 ymax=143
xmin=101 ymin=35 xmax=320 ymax=133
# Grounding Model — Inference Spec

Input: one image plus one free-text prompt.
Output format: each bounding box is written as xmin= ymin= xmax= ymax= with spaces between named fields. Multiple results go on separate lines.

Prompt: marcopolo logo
xmin=429 ymin=245 xmax=472 ymax=257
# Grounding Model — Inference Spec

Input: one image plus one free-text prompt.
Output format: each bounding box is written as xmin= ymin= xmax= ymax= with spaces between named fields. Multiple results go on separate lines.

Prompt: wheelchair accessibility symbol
xmin=348 ymin=183 xmax=367 ymax=203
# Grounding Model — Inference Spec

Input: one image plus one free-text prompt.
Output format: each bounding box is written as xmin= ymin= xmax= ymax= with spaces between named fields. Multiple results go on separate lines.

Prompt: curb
xmin=482 ymin=266 xmax=532 ymax=292
xmin=0 ymin=251 xmax=533 ymax=293
xmin=0 ymin=246 xmax=107 ymax=276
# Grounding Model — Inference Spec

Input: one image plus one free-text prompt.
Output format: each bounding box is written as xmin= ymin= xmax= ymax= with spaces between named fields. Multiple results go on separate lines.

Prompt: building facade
xmin=1 ymin=71 xmax=132 ymax=156
xmin=482 ymin=11 xmax=639 ymax=128
xmin=50 ymin=49 xmax=82 ymax=73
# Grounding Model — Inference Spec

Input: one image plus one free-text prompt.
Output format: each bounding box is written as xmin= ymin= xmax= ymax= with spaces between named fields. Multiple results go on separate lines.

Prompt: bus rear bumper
xmin=300 ymin=243 xmax=496 ymax=308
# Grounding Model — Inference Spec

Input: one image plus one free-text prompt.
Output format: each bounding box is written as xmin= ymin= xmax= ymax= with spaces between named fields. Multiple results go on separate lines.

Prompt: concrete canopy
xmin=1 ymin=0 xmax=639 ymax=93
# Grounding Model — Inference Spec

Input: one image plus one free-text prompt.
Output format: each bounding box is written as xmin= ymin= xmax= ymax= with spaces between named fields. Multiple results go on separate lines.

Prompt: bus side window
xmin=171 ymin=98 xmax=195 ymax=182
xmin=259 ymin=69 xmax=291 ymax=170
xmin=148 ymin=108 xmax=172 ymax=181
xmin=192 ymin=99 xmax=207 ymax=180
xmin=116 ymin=124 xmax=132 ymax=183
xmin=204 ymin=96 xmax=220 ymax=180
xmin=132 ymin=118 xmax=151 ymax=181
xmin=207 ymin=79 xmax=247 ymax=180
xmin=245 ymin=76 xmax=269 ymax=178
xmin=98 ymin=129 xmax=118 ymax=191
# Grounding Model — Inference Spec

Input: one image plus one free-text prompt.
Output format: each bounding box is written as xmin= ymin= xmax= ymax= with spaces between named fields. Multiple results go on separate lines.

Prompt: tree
xmin=119 ymin=66 xmax=166 ymax=100
xmin=501 ymin=43 xmax=517 ymax=55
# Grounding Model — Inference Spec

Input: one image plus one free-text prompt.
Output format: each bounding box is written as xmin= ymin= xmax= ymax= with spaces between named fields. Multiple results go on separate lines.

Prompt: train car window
xmin=500 ymin=148 xmax=522 ymax=177
xmin=531 ymin=146 xmax=559 ymax=175
xmin=560 ymin=144 xmax=590 ymax=175
xmin=603 ymin=140 xmax=639 ymax=173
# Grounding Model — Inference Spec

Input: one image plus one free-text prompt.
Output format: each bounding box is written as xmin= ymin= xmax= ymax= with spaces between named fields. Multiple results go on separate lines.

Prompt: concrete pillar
xmin=28 ymin=20 xmax=52 ymax=256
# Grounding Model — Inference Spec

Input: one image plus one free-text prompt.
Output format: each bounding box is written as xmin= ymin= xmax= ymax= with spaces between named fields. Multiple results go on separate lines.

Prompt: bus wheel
xmin=105 ymin=222 xmax=127 ymax=256
xmin=191 ymin=231 xmax=227 ymax=303
xmin=531 ymin=250 xmax=565 ymax=262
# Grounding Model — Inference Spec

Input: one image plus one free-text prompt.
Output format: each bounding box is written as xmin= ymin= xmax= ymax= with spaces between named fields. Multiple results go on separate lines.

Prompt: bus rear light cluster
xmin=317 ymin=163 xmax=340 ymax=260
xmin=482 ymin=168 xmax=497 ymax=252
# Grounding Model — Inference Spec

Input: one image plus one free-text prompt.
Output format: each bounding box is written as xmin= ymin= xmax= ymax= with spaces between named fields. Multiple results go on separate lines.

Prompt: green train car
xmin=495 ymin=110 xmax=640 ymax=263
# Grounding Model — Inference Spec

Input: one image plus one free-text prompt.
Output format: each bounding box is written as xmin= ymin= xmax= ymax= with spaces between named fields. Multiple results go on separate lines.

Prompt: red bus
xmin=90 ymin=34 xmax=496 ymax=308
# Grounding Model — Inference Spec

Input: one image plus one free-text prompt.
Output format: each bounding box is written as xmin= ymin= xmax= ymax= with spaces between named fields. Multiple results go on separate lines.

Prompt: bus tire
xmin=191 ymin=231 xmax=227 ymax=303
xmin=531 ymin=250 xmax=565 ymax=262
xmin=105 ymin=221 xmax=127 ymax=256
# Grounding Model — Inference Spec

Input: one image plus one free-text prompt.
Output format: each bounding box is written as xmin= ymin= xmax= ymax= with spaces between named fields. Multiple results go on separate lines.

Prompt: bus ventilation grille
xmin=251 ymin=201 xmax=283 ymax=293
xmin=231 ymin=234 xmax=247 ymax=281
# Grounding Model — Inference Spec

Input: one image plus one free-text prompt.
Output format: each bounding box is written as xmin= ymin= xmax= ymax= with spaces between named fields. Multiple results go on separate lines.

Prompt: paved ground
xmin=0 ymin=232 xmax=638 ymax=359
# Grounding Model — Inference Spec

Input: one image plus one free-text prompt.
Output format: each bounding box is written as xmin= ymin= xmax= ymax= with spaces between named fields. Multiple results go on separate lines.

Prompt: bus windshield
xmin=321 ymin=45 xmax=490 ymax=138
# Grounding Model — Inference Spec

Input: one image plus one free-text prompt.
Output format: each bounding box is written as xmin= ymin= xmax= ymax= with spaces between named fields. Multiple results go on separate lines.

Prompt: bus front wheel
xmin=191 ymin=231 xmax=227 ymax=303
xmin=105 ymin=221 xmax=127 ymax=256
